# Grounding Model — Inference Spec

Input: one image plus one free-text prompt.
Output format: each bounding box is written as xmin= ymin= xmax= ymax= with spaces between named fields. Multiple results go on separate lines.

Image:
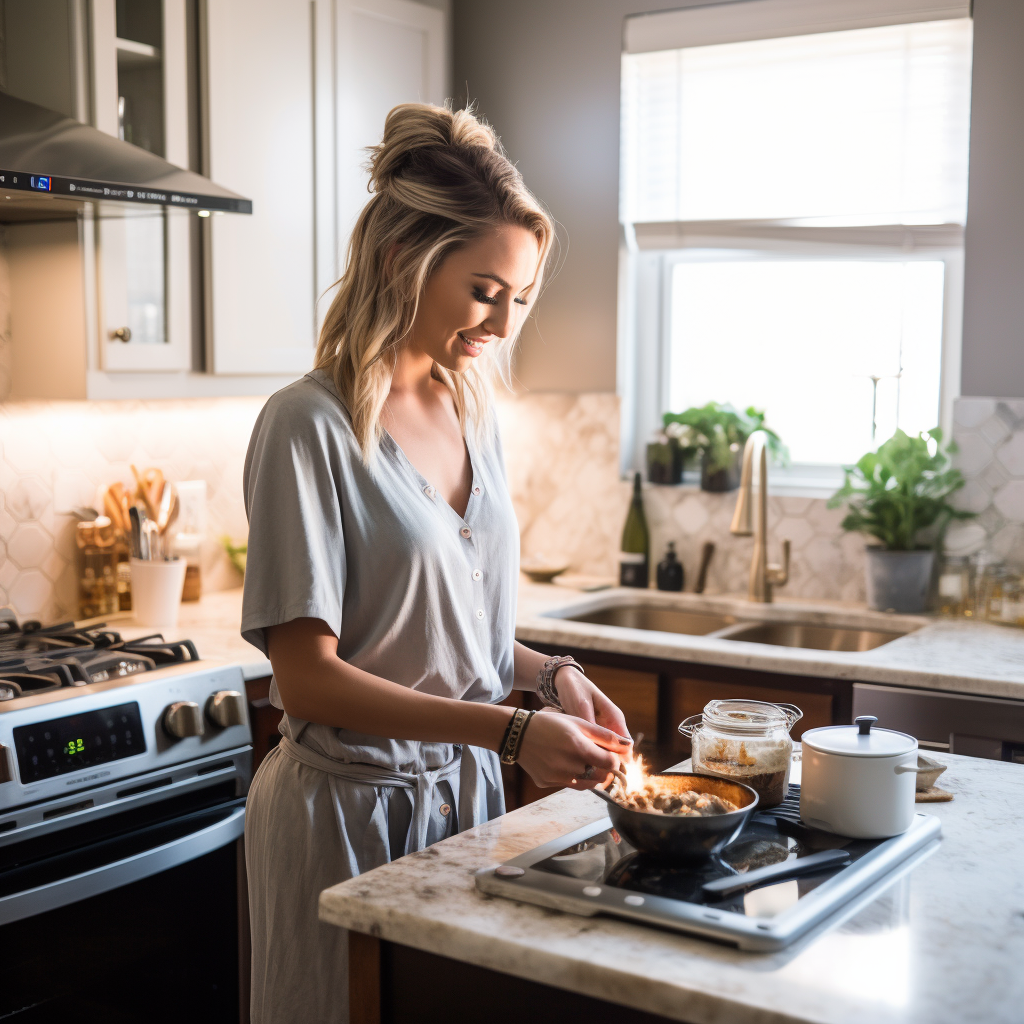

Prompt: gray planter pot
xmin=865 ymin=548 xmax=934 ymax=613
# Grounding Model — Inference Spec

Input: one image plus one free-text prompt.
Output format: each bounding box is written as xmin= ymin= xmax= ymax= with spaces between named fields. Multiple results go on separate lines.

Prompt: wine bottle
xmin=619 ymin=472 xmax=650 ymax=588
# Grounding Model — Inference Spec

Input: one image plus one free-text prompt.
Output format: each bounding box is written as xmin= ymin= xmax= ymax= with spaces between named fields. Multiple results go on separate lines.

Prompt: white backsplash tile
xmin=1 ymin=367 xmax=1021 ymax=622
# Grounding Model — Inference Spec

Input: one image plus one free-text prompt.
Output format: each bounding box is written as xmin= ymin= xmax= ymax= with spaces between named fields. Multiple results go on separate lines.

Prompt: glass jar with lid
xmin=679 ymin=699 xmax=803 ymax=807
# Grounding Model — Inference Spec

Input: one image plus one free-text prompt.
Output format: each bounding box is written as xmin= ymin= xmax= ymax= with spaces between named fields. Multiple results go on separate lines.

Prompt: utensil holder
xmin=130 ymin=557 xmax=188 ymax=626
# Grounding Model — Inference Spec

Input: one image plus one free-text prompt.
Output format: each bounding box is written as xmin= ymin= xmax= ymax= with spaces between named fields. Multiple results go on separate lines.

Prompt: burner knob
xmin=206 ymin=690 xmax=247 ymax=728
xmin=163 ymin=701 xmax=205 ymax=739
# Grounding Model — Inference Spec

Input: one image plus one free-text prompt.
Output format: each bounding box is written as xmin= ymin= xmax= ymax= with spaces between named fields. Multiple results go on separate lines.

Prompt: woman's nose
xmin=484 ymin=297 xmax=516 ymax=340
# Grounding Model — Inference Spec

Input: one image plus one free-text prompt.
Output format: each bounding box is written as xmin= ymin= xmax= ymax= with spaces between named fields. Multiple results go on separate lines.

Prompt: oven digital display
xmin=12 ymin=702 xmax=146 ymax=784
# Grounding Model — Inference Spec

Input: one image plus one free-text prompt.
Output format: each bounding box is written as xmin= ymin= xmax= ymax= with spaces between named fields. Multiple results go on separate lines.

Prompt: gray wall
xmin=455 ymin=0 xmax=1024 ymax=398
xmin=961 ymin=0 xmax=1024 ymax=398
xmin=453 ymin=0 xmax=722 ymax=393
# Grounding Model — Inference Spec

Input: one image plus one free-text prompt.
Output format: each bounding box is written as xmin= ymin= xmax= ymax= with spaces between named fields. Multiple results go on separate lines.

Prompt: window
xmin=619 ymin=1 xmax=973 ymax=490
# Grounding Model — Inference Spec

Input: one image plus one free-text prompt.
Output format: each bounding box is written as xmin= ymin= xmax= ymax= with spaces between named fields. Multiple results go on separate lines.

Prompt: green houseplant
xmin=827 ymin=428 xmax=974 ymax=612
xmin=661 ymin=403 xmax=786 ymax=491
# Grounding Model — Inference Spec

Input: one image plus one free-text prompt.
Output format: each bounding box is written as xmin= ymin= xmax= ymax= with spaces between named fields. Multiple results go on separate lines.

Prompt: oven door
xmin=0 ymin=780 xmax=246 ymax=1023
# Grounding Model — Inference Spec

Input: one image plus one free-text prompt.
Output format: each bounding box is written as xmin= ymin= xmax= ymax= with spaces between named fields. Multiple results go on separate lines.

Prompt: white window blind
xmin=620 ymin=18 xmax=973 ymax=226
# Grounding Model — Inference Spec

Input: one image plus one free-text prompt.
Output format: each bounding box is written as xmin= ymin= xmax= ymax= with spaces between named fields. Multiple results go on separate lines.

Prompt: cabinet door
xmin=91 ymin=0 xmax=193 ymax=372
xmin=203 ymin=0 xmax=317 ymax=375
xmin=322 ymin=0 xmax=448 ymax=300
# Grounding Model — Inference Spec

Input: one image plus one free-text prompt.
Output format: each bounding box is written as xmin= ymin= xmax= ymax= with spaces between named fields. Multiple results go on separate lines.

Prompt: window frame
xmin=618 ymin=222 xmax=964 ymax=496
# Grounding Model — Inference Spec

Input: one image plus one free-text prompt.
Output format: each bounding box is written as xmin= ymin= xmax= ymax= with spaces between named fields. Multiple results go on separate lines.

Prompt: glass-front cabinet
xmin=92 ymin=0 xmax=192 ymax=372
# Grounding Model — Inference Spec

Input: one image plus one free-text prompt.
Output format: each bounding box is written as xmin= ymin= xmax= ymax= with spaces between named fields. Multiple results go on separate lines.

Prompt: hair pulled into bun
xmin=316 ymin=101 xmax=554 ymax=464
xmin=368 ymin=103 xmax=500 ymax=193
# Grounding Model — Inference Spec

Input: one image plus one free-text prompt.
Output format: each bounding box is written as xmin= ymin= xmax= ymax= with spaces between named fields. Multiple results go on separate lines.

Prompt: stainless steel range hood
xmin=0 ymin=90 xmax=251 ymax=220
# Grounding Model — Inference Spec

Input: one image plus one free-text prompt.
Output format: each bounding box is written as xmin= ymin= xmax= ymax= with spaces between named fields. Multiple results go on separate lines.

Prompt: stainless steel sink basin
xmin=719 ymin=621 xmax=907 ymax=652
xmin=564 ymin=604 xmax=739 ymax=636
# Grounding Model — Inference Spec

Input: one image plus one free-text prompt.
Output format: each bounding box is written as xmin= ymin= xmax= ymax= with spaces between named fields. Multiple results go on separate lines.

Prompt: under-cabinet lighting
xmin=198 ymin=209 xmax=211 ymax=217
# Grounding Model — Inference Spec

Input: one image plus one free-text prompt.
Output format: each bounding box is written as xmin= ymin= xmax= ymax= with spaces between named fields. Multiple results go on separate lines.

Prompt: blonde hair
xmin=314 ymin=102 xmax=555 ymax=463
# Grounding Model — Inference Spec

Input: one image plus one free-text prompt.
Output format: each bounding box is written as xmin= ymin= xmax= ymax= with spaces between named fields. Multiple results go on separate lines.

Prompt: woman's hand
xmin=554 ymin=666 xmax=631 ymax=740
xmin=516 ymin=712 xmax=632 ymax=791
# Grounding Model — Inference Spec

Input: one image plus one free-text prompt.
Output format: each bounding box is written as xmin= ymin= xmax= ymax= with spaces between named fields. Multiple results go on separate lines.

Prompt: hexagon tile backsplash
xmin=1 ymin=392 xmax=1022 ymax=625
xmin=950 ymin=398 xmax=1024 ymax=563
xmin=0 ymin=396 xmax=265 ymax=623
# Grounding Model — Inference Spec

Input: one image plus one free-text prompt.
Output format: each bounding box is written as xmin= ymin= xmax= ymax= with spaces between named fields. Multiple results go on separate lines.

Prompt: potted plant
xmin=827 ymin=428 xmax=975 ymax=613
xmin=662 ymin=403 xmax=786 ymax=492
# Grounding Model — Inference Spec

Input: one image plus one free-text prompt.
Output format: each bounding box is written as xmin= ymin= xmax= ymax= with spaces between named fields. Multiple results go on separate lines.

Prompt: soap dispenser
xmin=656 ymin=542 xmax=684 ymax=592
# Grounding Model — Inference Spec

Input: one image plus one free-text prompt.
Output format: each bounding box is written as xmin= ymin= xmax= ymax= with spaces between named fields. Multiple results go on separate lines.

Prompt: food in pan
xmin=610 ymin=783 xmax=739 ymax=817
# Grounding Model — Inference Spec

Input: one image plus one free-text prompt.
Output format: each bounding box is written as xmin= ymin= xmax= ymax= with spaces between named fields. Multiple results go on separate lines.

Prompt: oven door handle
xmin=0 ymin=805 xmax=245 ymax=927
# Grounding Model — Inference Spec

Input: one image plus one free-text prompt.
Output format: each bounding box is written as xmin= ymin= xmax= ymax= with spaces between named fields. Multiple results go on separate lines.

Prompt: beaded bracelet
xmin=536 ymin=656 xmax=586 ymax=711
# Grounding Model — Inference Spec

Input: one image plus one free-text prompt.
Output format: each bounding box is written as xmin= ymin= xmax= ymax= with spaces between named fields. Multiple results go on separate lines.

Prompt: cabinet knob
xmin=163 ymin=701 xmax=205 ymax=739
xmin=206 ymin=690 xmax=247 ymax=728
xmin=111 ymin=326 xmax=132 ymax=342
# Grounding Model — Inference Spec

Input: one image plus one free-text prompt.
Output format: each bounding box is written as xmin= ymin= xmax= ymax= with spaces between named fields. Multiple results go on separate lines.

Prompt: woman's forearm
xmin=512 ymin=640 xmax=548 ymax=691
xmin=268 ymin=618 xmax=513 ymax=749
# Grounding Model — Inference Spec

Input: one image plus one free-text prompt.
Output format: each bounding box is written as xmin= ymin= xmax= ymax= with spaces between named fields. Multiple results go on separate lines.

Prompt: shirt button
xmin=439 ymin=803 xmax=451 ymax=817
xmin=472 ymin=569 xmax=482 ymax=581
xmin=460 ymin=527 xmax=472 ymax=539
xmin=475 ymin=608 xmax=485 ymax=620
xmin=423 ymin=485 xmax=435 ymax=498
xmin=473 ymin=486 xmax=482 ymax=496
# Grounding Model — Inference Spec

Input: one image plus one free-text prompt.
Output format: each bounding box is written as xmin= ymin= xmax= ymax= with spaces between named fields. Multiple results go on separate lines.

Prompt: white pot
xmin=800 ymin=717 xmax=926 ymax=839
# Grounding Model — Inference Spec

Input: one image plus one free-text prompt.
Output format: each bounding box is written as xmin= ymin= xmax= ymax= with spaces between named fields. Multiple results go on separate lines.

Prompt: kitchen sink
xmin=563 ymin=604 xmax=739 ymax=636
xmin=719 ymin=621 xmax=908 ymax=652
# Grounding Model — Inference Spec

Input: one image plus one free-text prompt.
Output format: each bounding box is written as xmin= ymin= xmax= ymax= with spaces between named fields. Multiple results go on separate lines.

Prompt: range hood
xmin=0 ymin=90 xmax=251 ymax=219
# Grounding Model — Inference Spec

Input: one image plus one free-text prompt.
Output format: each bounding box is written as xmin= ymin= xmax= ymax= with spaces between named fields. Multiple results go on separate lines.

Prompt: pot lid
xmin=802 ymin=717 xmax=917 ymax=757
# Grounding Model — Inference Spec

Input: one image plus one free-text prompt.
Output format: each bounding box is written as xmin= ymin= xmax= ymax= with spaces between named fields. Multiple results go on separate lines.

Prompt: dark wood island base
xmin=349 ymin=930 xmax=684 ymax=1024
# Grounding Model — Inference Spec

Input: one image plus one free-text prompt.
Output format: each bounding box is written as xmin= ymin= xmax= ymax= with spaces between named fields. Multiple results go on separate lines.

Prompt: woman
xmin=241 ymin=103 xmax=631 ymax=1023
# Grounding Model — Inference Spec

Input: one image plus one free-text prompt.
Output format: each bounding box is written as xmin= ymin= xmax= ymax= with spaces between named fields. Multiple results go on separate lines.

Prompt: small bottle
xmin=619 ymin=472 xmax=650 ymax=588
xmin=656 ymin=542 xmax=684 ymax=591
xmin=937 ymin=555 xmax=969 ymax=617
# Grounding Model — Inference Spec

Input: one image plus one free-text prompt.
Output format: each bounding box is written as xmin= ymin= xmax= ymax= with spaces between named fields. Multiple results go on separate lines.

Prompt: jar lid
xmin=802 ymin=717 xmax=916 ymax=757
xmin=702 ymin=699 xmax=802 ymax=734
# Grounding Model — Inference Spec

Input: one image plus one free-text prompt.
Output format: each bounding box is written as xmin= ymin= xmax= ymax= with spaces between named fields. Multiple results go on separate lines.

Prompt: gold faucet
xmin=730 ymin=431 xmax=790 ymax=603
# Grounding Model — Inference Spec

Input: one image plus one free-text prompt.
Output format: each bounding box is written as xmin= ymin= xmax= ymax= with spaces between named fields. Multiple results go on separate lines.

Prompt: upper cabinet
xmin=203 ymin=0 xmax=317 ymax=375
xmin=91 ymin=0 xmax=193 ymax=374
xmin=0 ymin=0 xmax=449 ymax=401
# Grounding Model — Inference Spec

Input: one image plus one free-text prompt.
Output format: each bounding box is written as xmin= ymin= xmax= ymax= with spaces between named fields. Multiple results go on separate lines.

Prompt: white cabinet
xmin=0 ymin=0 xmax=449 ymax=400
xmin=202 ymin=0 xmax=318 ymax=375
xmin=316 ymin=0 xmax=449 ymax=305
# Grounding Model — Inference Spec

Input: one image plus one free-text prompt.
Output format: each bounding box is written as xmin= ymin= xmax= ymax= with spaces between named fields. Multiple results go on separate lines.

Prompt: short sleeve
xmin=240 ymin=386 xmax=347 ymax=656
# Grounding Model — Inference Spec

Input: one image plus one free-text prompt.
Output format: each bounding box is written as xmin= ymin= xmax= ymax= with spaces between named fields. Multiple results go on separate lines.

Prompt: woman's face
xmin=407 ymin=223 xmax=541 ymax=373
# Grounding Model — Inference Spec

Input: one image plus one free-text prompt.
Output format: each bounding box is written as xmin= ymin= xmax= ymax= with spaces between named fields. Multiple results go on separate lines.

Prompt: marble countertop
xmin=103 ymin=581 xmax=1024 ymax=699
xmin=320 ymin=751 xmax=1024 ymax=1024
xmin=518 ymin=582 xmax=1024 ymax=700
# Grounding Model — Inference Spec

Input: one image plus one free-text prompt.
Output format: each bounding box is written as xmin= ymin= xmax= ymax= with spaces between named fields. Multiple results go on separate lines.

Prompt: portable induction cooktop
xmin=475 ymin=785 xmax=941 ymax=951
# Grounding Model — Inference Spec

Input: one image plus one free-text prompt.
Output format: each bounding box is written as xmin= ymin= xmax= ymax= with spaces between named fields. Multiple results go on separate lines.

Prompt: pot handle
xmin=777 ymin=703 xmax=804 ymax=730
xmin=678 ymin=715 xmax=702 ymax=738
xmin=895 ymin=761 xmax=930 ymax=775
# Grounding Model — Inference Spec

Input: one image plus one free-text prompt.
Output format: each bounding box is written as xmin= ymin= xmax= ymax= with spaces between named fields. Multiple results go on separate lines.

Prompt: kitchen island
xmin=319 ymin=751 xmax=1023 ymax=1024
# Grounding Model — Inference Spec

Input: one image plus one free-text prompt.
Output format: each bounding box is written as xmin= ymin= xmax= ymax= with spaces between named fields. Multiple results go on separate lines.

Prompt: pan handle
xmin=701 ymin=848 xmax=851 ymax=897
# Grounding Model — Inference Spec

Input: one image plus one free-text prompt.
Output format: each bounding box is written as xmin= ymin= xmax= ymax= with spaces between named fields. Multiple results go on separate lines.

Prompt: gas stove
xmin=0 ymin=613 xmax=251 ymax=865
xmin=476 ymin=784 xmax=941 ymax=951
xmin=0 ymin=610 xmax=201 ymax=699
xmin=0 ymin=614 xmax=252 ymax=1020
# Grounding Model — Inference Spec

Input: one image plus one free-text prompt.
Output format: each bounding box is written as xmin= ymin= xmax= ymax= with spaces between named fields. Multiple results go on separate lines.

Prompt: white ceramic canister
xmin=800 ymin=716 xmax=926 ymax=839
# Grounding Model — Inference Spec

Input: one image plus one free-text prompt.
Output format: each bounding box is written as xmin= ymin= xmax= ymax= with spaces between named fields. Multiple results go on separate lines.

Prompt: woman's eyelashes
xmin=472 ymin=288 xmax=529 ymax=307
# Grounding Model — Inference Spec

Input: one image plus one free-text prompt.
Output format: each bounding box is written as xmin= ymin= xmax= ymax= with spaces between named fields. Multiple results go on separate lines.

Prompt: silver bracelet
xmin=536 ymin=656 xmax=585 ymax=711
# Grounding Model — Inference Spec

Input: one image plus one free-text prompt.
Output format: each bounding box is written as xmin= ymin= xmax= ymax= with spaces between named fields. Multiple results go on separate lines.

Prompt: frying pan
xmin=592 ymin=773 xmax=759 ymax=863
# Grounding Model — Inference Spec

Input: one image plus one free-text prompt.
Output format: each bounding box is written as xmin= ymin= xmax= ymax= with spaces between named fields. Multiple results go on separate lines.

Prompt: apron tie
xmin=279 ymin=737 xmax=463 ymax=856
